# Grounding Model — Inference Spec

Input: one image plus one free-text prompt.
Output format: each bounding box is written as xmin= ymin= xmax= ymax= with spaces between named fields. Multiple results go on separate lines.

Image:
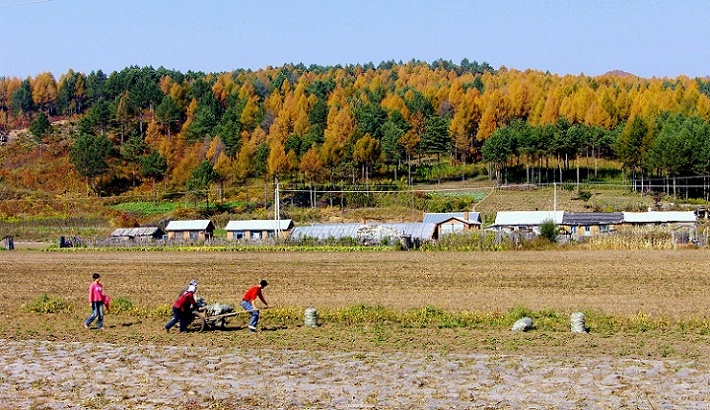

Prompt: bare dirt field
xmin=1 ymin=250 xmax=709 ymax=409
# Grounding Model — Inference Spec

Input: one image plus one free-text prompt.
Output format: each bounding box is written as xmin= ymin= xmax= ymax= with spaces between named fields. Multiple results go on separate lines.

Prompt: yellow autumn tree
xmin=240 ymin=96 xmax=261 ymax=131
xmin=299 ymin=144 xmax=324 ymax=183
xmin=235 ymin=133 xmax=256 ymax=181
xmin=450 ymin=88 xmax=481 ymax=161
xmin=476 ymin=90 xmax=506 ymax=140
xmin=31 ymin=72 xmax=58 ymax=114
xmin=321 ymin=106 xmax=355 ymax=170
xmin=212 ymin=73 xmax=235 ymax=103
xmin=159 ymin=75 xmax=174 ymax=94
xmin=214 ymin=151 xmax=234 ymax=183
xmin=352 ymin=133 xmax=381 ymax=183
xmin=267 ymin=138 xmax=289 ymax=178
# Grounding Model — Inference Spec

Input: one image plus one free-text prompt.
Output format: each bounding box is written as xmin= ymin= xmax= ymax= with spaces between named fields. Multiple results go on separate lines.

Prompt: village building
xmin=559 ymin=212 xmax=624 ymax=239
xmin=621 ymin=211 xmax=696 ymax=227
xmin=423 ymin=212 xmax=482 ymax=237
xmin=110 ymin=227 xmax=165 ymax=242
xmin=224 ymin=219 xmax=294 ymax=241
xmin=165 ymin=220 xmax=215 ymax=241
xmin=487 ymin=211 xmax=565 ymax=234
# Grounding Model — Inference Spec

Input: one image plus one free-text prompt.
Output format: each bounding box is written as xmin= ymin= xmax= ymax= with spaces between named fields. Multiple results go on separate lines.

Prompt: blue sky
xmin=1 ymin=0 xmax=708 ymax=79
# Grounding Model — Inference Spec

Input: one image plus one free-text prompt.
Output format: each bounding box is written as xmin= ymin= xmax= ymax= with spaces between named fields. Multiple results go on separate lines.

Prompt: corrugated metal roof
xmin=494 ymin=211 xmax=565 ymax=226
xmin=165 ymin=220 xmax=214 ymax=231
xmin=290 ymin=223 xmax=360 ymax=240
xmin=562 ymin=212 xmax=624 ymax=225
xmin=385 ymin=223 xmax=438 ymax=240
xmin=111 ymin=227 xmax=162 ymax=237
xmin=290 ymin=222 xmax=437 ymax=241
xmin=622 ymin=211 xmax=696 ymax=223
xmin=423 ymin=212 xmax=481 ymax=224
xmin=224 ymin=219 xmax=294 ymax=231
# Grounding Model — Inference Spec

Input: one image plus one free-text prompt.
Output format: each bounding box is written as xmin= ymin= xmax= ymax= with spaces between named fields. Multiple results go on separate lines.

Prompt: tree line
xmin=2 ymin=60 xmax=710 ymax=199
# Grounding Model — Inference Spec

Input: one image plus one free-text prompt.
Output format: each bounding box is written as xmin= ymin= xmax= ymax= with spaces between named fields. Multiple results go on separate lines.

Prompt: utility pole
xmin=274 ymin=177 xmax=281 ymax=241
xmin=553 ymin=182 xmax=557 ymax=212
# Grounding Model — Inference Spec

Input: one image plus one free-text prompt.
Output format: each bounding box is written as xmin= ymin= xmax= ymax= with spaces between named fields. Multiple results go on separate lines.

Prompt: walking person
xmin=241 ymin=279 xmax=269 ymax=333
xmin=84 ymin=273 xmax=107 ymax=331
xmin=165 ymin=282 xmax=198 ymax=333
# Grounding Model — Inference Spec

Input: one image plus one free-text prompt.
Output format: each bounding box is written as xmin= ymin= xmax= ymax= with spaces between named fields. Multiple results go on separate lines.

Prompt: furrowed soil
xmin=1 ymin=250 xmax=709 ymax=409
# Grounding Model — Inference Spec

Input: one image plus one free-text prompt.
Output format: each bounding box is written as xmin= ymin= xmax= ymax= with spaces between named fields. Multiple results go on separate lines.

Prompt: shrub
xmin=504 ymin=304 xmax=534 ymax=324
xmin=539 ymin=219 xmax=558 ymax=243
xmin=21 ymin=294 xmax=71 ymax=314
xmin=575 ymin=190 xmax=592 ymax=201
xmin=110 ymin=296 xmax=134 ymax=314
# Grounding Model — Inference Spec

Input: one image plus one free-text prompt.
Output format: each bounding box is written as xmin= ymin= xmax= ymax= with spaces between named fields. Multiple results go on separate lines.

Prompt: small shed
xmin=110 ymin=227 xmax=165 ymax=242
xmin=224 ymin=219 xmax=294 ymax=241
xmin=424 ymin=212 xmax=482 ymax=236
xmin=560 ymin=212 xmax=624 ymax=238
xmin=165 ymin=220 xmax=215 ymax=241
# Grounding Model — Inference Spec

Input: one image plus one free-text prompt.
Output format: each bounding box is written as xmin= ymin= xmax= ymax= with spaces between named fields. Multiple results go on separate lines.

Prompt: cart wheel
xmin=187 ymin=311 xmax=206 ymax=332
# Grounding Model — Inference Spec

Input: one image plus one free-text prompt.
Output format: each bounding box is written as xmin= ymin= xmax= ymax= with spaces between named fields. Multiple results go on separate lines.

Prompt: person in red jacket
xmin=84 ymin=273 xmax=107 ymax=331
xmin=165 ymin=283 xmax=198 ymax=333
xmin=241 ymin=279 xmax=269 ymax=332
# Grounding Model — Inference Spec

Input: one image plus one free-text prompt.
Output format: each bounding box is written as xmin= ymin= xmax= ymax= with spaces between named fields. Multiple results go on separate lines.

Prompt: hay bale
xmin=511 ymin=317 xmax=533 ymax=332
xmin=571 ymin=312 xmax=588 ymax=334
xmin=206 ymin=303 xmax=234 ymax=316
xmin=304 ymin=307 xmax=318 ymax=328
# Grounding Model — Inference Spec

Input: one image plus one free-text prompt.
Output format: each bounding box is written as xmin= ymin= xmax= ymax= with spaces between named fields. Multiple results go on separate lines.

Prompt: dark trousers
xmin=165 ymin=307 xmax=190 ymax=332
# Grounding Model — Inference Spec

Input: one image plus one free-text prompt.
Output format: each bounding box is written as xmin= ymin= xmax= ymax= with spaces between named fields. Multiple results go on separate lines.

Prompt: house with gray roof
xmin=560 ymin=212 xmax=624 ymax=239
xmin=165 ymin=220 xmax=215 ymax=241
xmin=224 ymin=219 xmax=294 ymax=241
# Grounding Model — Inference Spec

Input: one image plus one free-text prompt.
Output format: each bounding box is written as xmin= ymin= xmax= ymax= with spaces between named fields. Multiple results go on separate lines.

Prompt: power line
xmin=0 ymin=0 xmax=55 ymax=8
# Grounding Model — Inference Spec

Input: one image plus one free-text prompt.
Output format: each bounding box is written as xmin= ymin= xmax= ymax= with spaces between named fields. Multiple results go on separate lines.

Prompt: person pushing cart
xmin=241 ymin=279 xmax=269 ymax=332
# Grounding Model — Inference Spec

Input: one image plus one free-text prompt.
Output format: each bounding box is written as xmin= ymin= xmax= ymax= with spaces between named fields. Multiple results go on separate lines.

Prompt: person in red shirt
xmin=241 ymin=280 xmax=269 ymax=332
xmin=165 ymin=283 xmax=198 ymax=333
xmin=84 ymin=273 xmax=107 ymax=331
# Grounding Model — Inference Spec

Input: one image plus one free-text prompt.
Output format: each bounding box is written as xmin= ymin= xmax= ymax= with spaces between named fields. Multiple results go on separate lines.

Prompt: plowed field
xmin=1 ymin=250 xmax=709 ymax=409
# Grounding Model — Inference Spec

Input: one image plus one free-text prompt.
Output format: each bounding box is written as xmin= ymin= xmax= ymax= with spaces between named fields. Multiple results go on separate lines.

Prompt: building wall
xmin=438 ymin=221 xmax=478 ymax=236
xmin=559 ymin=224 xmax=618 ymax=237
xmin=167 ymin=230 xmax=211 ymax=241
xmin=227 ymin=230 xmax=292 ymax=241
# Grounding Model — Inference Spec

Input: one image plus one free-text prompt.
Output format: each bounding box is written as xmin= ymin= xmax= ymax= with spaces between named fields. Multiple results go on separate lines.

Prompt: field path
xmin=1 ymin=339 xmax=708 ymax=409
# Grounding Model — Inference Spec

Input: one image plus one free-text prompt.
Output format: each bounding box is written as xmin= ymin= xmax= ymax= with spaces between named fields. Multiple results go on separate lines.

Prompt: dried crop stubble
xmin=2 ymin=249 xmax=709 ymax=319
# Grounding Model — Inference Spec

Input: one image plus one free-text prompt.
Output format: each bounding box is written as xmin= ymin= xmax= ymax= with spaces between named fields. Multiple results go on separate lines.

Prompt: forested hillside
xmin=2 ymin=59 xmax=710 ymax=203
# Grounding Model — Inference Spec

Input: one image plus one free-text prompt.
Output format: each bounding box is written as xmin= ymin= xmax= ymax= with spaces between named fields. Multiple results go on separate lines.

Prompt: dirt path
xmin=1 ymin=339 xmax=708 ymax=409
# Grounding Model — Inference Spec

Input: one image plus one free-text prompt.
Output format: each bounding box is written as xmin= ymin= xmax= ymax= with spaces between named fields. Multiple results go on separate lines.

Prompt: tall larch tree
xmin=321 ymin=106 xmax=355 ymax=177
xmin=31 ymin=72 xmax=58 ymax=115
xmin=450 ymin=88 xmax=482 ymax=163
xmin=352 ymin=133 xmax=381 ymax=183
